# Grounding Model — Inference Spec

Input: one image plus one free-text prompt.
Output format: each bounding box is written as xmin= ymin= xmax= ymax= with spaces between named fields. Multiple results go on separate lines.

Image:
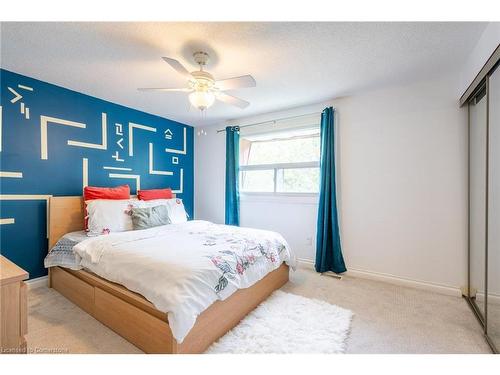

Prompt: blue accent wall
xmin=0 ymin=69 xmax=194 ymax=279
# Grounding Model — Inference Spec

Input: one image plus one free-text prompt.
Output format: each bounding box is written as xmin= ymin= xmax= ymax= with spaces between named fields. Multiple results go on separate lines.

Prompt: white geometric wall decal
xmin=82 ymin=158 xmax=88 ymax=188
xmin=0 ymin=218 xmax=15 ymax=225
xmin=18 ymin=84 xmax=33 ymax=91
xmin=115 ymin=123 xmax=123 ymax=136
xmin=172 ymin=156 xmax=179 ymax=165
xmin=0 ymin=171 xmax=23 ymax=178
xmin=112 ymin=151 xmax=125 ymax=162
xmin=0 ymin=194 xmax=52 ymax=237
xmin=8 ymin=87 xmax=22 ymax=103
xmin=172 ymin=168 xmax=184 ymax=194
xmin=8 ymin=85 xmax=32 ymax=119
xmin=115 ymin=123 xmax=124 ymax=151
xmin=108 ymin=173 xmax=141 ymax=191
xmin=148 ymin=143 xmax=173 ymax=176
xmin=0 ymin=194 xmax=52 ymax=200
xmin=40 ymin=113 xmax=108 ymax=159
xmin=128 ymin=122 xmax=156 ymax=156
xmin=103 ymin=166 xmax=132 ymax=171
xmin=40 ymin=115 xmax=86 ymax=159
xmin=19 ymin=103 xmax=30 ymax=119
xmin=165 ymin=127 xmax=187 ymax=155
xmin=67 ymin=113 xmax=108 ymax=151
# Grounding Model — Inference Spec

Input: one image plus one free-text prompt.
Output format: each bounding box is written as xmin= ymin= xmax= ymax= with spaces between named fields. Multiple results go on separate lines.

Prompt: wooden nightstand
xmin=0 ymin=255 xmax=29 ymax=354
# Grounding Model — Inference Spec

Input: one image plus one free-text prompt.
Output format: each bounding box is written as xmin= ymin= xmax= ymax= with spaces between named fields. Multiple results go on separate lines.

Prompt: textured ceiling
xmin=0 ymin=22 xmax=487 ymax=126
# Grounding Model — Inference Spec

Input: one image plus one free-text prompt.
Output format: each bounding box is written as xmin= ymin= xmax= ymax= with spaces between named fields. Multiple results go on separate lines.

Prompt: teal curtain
xmin=225 ymin=126 xmax=240 ymax=226
xmin=315 ymin=107 xmax=346 ymax=274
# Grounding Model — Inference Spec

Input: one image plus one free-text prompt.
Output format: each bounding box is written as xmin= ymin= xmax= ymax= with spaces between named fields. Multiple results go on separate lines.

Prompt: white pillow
xmin=132 ymin=198 xmax=188 ymax=224
xmin=86 ymin=199 xmax=134 ymax=236
xmin=166 ymin=199 xmax=188 ymax=224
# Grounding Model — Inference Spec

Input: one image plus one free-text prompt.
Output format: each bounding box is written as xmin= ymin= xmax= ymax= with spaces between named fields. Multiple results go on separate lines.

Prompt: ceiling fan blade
xmin=138 ymin=88 xmax=192 ymax=92
xmin=161 ymin=57 xmax=193 ymax=79
xmin=215 ymin=75 xmax=256 ymax=91
xmin=215 ymin=92 xmax=250 ymax=109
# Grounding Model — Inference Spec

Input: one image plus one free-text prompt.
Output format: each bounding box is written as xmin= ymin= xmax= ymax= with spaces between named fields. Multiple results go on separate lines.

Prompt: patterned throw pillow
xmin=86 ymin=199 xmax=135 ymax=236
xmin=131 ymin=205 xmax=171 ymax=230
xmin=131 ymin=198 xmax=188 ymax=224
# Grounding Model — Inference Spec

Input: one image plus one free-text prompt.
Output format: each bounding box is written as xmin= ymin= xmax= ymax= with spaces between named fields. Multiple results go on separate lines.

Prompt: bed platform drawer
xmin=48 ymin=263 xmax=289 ymax=353
xmin=93 ymin=287 xmax=173 ymax=354
xmin=51 ymin=267 xmax=94 ymax=314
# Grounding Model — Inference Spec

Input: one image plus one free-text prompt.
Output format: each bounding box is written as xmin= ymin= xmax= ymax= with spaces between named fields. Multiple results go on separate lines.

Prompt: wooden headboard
xmin=49 ymin=197 xmax=85 ymax=249
xmin=48 ymin=195 xmax=175 ymax=249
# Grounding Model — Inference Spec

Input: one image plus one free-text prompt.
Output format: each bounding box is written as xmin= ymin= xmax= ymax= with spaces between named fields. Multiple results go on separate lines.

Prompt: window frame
xmin=238 ymin=126 xmax=321 ymax=197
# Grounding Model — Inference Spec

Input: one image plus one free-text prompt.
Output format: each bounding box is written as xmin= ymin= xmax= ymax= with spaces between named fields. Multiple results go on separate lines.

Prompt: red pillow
xmin=84 ymin=184 xmax=130 ymax=201
xmin=137 ymin=188 xmax=173 ymax=201
xmin=83 ymin=185 xmax=131 ymax=230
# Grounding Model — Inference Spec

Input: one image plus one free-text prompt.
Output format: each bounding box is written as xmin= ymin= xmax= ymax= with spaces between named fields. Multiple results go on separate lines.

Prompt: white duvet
xmin=73 ymin=220 xmax=296 ymax=342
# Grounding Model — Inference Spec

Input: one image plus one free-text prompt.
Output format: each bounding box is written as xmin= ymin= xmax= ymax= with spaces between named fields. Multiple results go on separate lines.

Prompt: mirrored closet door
xmin=487 ymin=65 xmax=500 ymax=352
xmin=466 ymin=54 xmax=500 ymax=353
xmin=469 ymin=84 xmax=487 ymax=321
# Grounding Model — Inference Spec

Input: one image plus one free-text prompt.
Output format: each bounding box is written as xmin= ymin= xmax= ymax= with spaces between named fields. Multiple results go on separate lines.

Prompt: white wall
xmin=195 ymin=127 xmax=226 ymax=224
xmin=195 ymin=72 xmax=468 ymax=289
xmin=459 ymin=22 xmax=500 ymax=97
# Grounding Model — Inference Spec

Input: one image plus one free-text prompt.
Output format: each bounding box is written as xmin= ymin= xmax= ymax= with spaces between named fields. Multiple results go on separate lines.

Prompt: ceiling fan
xmin=138 ymin=51 xmax=256 ymax=111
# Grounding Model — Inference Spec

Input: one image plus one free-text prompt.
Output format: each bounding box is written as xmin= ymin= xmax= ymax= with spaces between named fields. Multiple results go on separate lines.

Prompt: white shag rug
xmin=206 ymin=290 xmax=353 ymax=354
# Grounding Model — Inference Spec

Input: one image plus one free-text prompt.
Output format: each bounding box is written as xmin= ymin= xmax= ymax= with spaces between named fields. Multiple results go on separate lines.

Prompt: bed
xmin=46 ymin=196 xmax=293 ymax=353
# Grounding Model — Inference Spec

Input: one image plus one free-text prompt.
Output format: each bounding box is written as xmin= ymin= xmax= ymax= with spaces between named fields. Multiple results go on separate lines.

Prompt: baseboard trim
xmin=25 ymin=275 xmax=48 ymax=290
xmin=28 ymin=261 xmax=465 ymax=297
xmin=296 ymin=258 xmax=462 ymax=297
xmin=296 ymin=258 xmax=315 ymax=269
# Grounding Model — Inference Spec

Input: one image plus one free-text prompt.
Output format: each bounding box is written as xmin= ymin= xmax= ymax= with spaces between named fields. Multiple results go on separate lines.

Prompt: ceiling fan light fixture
xmin=139 ymin=52 xmax=255 ymax=112
xmin=189 ymin=90 xmax=215 ymax=111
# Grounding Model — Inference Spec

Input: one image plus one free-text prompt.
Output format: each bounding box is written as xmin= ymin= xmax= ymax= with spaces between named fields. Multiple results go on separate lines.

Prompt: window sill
xmin=240 ymin=192 xmax=319 ymax=205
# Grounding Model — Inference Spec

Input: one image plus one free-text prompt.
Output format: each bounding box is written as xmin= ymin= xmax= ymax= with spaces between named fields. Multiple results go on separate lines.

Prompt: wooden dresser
xmin=0 ymin=255 xmax=29 ymax=354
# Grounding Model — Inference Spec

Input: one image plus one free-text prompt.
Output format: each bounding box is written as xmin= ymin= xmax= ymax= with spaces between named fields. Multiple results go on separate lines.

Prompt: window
xmin=239 ymin=126 xmax=320 ymax=194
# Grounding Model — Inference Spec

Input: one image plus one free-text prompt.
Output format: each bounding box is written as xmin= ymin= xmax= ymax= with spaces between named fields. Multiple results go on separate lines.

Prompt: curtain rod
xmin=216 ymin=111 xmax=321 ymax=133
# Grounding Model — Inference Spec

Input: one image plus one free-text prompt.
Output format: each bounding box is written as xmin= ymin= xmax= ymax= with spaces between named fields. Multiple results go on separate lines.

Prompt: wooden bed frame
xmin=47 ymin=196 xmax=289 ymax=354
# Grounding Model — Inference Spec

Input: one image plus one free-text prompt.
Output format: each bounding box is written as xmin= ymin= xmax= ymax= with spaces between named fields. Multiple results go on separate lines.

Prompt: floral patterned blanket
xmin=72 ymin=220 xmax=295 ymax=342
xmin=195 ymin=226 xmax=288 ymax=294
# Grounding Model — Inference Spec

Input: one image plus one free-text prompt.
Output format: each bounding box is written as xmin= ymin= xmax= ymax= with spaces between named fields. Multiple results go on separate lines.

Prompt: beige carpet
xmin=26 ymin=267 xmax=491 ymax=354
